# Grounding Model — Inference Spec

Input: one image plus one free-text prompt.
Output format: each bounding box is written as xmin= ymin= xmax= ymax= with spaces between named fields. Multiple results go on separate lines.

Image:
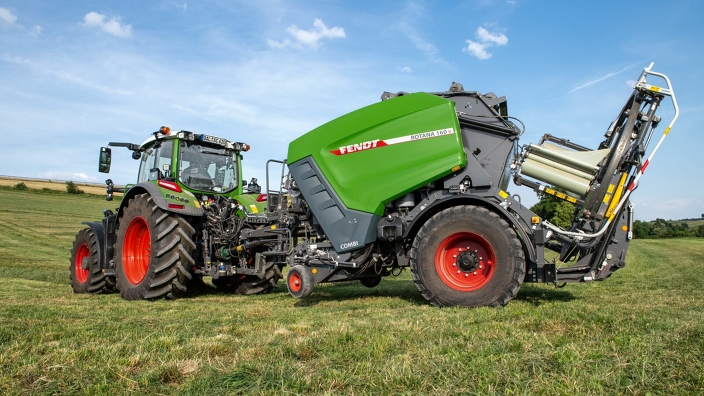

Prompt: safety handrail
xmin=544 ymin=63 xmax=679 ymax=239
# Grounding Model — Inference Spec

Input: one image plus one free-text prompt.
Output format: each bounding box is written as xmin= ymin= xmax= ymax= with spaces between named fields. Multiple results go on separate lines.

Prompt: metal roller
xmin=521 ymin=157 xmax=591 ymax=195
xmin=528 ymin=143 xmax=610 ymax=174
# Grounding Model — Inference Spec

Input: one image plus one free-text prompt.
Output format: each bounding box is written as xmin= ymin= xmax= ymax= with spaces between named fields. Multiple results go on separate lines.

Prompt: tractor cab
xmin=98 ymin=126 xmax=265 ymax=212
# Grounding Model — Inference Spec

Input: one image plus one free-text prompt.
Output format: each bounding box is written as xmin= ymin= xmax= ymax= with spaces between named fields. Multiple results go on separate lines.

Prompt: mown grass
xmin=1 ymin=188 xmax=703 ymax=395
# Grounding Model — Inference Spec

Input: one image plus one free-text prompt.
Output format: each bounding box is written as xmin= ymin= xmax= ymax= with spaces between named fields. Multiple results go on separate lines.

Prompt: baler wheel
xmin=410 ymin=205 xmax=525 ymax=307
xmin=115 ymin=193 xmax=195 ymax=300
xmin=360 ymin=276 xmax=382 ymax=288
xmin=69 ymin=228 xmax=109 ymax=294
xmin=286 ymin=265 xmax=314 ymax=298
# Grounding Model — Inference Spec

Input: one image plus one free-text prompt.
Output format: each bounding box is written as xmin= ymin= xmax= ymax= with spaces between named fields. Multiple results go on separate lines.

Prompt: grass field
xmin=1 ymin=187 xmax=703 ymax=395
xmin=0 ymin=176 xmax=123 ymax=197
xmin=670 ymin=219 xmax=704 ymax=228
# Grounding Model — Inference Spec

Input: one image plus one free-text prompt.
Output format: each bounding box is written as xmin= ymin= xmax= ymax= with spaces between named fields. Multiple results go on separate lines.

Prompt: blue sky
xmin=1 ymin=0 xmax=702 ymax=221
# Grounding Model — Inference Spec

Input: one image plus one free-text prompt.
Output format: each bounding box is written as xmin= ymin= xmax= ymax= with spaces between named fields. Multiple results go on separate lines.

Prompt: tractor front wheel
xmin=410 ymin=205 xmax=525 ymax=307
xmin=212 ymin=275 xmax=245 ymax=293
xmin=360 ymin=276 xmax=382 ymax=288
xmin=234 ymin=262 xmax=283 ymax=295
xmin=69 ymin=228 xmax=109 ymax=294
xmin=115 ymin=194 xmax=195 ymax=300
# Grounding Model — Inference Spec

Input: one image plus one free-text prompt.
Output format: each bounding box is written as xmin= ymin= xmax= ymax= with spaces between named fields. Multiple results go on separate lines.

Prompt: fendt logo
xmin=330 ymin=128 xmax=454 ymax=156
xmin=331 ymin=139 xmax=385 ymax=156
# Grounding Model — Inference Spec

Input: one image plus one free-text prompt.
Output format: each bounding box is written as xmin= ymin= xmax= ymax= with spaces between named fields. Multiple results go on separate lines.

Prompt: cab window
xmin=137 ymin=140 xmax=174 ymax=183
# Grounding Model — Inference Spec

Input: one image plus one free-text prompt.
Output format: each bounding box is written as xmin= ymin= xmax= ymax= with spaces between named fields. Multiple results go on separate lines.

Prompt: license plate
xmin=202 ymin=135 xmax=227 ymax=146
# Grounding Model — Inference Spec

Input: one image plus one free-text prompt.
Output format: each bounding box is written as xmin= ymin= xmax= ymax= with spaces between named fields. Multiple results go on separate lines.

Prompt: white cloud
xmin=396 ymin=19 xmax=442 ymax=63
xmin=39 ymin=171 xmax=99 ymax=183
xmin=464 ymin=40 xmax=491 ymax=60
xmin=83 ymin=12 xmax=132 ymax=38
xmin=0 ymin=53 xmax=133 ymax=95
xmin=463 ymin=26 xmax=508 ymax=60
xmin=0 ymin=7 xmax=17 ymax=24
xmin=268 ymin=18 xmax=345 ymax=49
xmin=399 ymin=66 xmax=412 ymax=73
xmin=476 ymin=26 xmax=508 ymax=46
xmin=405 ymin=29 xmax=444 ymax=64
xmin=569 ymin=64 xmax=636 ymax=93
xmin=394 ymin=2 xmax=446 ymax=65
xmin=267 ymin=38 xmax=290 ymax=49
xmin=29 ymin=25 xmax=42 ymax=36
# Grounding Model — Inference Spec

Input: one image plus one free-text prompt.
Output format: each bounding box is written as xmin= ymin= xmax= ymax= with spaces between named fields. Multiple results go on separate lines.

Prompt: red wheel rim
xmin=74 ymin=243 xmax=90 ymax=284
xmin=123 ymin=216 xmax=151 ymax=285
xmin=435 ymin=232 xmax=495 ymax=291
xmin=289 ymin=272 xmax=302 ymax=293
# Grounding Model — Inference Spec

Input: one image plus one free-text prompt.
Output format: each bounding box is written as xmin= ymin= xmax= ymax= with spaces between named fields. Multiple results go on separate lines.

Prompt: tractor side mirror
xmin=99 ymin=147 xmax=112 ymax=173
xmin=247 ymin=177 xmax=261 ymax=194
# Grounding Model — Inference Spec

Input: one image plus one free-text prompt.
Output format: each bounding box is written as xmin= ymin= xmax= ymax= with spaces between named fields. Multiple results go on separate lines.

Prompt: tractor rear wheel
xmin=410 ymin=205 xmax=525 ymax=307
xmin=69 ymin=228 xmax=109 ymax=294
xmin=115 ymin=193 xmax=195 ymax=300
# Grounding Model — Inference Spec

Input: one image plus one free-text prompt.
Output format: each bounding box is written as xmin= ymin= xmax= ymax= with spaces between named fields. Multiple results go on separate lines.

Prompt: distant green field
xmin=1 ymin=187 xmax=703 ymax=395
xmin=670 ymin=219 xmax=704 ymax=228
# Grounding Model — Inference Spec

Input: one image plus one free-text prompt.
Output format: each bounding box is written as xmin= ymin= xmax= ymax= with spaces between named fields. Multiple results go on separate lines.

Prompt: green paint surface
xmin=288 ymin=93 xmax=466 ymax=215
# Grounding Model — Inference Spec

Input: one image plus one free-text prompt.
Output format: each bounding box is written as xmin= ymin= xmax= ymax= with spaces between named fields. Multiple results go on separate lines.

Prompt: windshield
xmin=138 ymin=140 xmax=173 ymax=183
xmin=179 ymin=142 xmax=238 ymax=193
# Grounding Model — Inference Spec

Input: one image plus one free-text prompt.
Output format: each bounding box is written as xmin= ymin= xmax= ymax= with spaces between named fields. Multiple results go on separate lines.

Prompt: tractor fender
xmin=117 ymin=182 xmax=204 ymax=219
xmin=402 ymin=194 xmax=537 ymax=264
xmin=81 ymin=221 xmax=105 ymax=268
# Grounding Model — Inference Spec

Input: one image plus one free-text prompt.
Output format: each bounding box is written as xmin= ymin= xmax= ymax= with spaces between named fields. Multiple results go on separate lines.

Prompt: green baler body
xmin=287 ymin=93 xmax=466 ymax=216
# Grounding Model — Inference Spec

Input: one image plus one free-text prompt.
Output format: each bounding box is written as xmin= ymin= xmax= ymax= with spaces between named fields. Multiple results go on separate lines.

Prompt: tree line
xmin=530 ymin=187 xmax=704 ymax=239
xmin=632 ymin=219 xmax=704 ymax=238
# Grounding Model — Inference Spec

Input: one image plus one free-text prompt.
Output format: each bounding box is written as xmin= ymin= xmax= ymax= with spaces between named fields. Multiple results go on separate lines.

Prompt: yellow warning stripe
xmin=544 ymin=187 xmax=578 ymax=204
xmin=605 ymin=172 xmax=628 ymax=218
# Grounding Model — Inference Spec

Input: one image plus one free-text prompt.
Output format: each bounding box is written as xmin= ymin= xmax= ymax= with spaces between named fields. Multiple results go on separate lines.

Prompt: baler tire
xmin=410 ymin=205 xmax=525 ymax=307
xmin=287 ymin=265 xmax=314 ymax=298
xmin=234 ymin=262 xmax=283 ymax=295
xmin=69 ymin=228 xmax=109 ymax=294
xmin=360 ymin=276 xmax=382 ymax=288
xmin=115 ymin=193 xmax=195 ymax=300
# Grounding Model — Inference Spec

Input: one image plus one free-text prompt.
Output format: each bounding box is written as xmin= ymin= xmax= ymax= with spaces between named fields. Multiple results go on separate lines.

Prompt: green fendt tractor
xmin=71 ymin=63 xmax=679 ymax=307
xmin=70 ymin=127 xmax=275 ymax=299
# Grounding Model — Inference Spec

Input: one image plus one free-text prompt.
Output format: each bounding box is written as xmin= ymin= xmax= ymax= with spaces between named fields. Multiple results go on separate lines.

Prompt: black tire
xmin=212 ymin=275 xmax=245 ymax=293
xmin=235 ymin=262 xmax=283 ymax=295
xmin=360 ymin=276 xmax=382 ymax=288
xmin=410 ymin=205 xmax=525 ymax=307
xmin=115 ymin=194 xmax=195 ymax=300
xmin=286 ymin=265 xmax=314 ymax=298
xmin=69 ymin=228 xmax=110 ymax=294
